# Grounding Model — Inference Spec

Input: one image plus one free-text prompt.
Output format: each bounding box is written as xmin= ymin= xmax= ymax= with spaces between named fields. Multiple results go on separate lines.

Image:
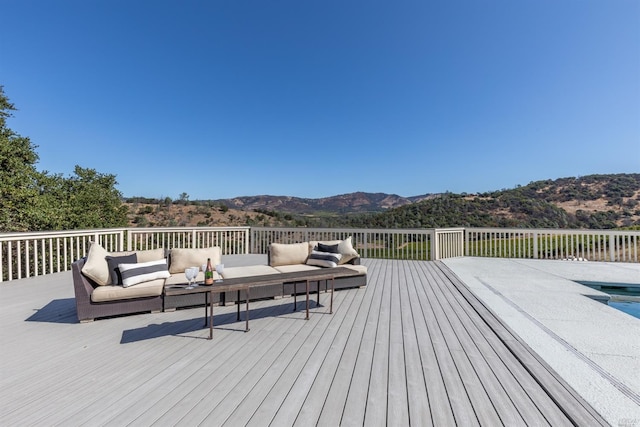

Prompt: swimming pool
xmin=578 ymin=281 xmax=640 ymax=321
xmin=608 ymin=301 xmax=640 ymax=319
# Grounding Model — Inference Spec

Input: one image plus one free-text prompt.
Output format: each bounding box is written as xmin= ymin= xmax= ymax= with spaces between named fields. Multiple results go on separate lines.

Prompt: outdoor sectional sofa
xmin=71 ymin=238 xmax=366 ymax=322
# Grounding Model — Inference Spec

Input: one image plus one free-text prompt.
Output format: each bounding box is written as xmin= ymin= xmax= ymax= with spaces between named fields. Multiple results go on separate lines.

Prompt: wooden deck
xmin=0 ymin=259 xmax=607 ymax=426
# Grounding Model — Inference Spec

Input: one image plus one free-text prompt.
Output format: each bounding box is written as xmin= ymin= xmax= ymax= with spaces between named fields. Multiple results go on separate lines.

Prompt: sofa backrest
xmin=168 ymin=247 xmax=222 ymax=274
xmin=268 ymin=242 xmax=310 ymax=266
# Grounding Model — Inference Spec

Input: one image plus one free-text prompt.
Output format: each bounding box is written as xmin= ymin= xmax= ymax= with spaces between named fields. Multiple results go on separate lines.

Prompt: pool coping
xmin=443 ymin=257 xmax=640 ymax=425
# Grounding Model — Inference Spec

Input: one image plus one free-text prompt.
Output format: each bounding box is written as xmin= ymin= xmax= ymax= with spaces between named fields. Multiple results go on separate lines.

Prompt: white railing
xmin=1 ymin=226 xmax=638 ymax=282
xmin=0 ymin=229 xmax=126 ymax=282
xmin=127 ymin=227 xmax=250 ymax=254
xmin=434 ymin=228 xmax=465 ymax=260
xmin=466 ymin=228 xmax=640 ymax=262
xmin=0 ymin=227 xmax=250 ymax=282
xmin=250 ymin=227 xmax=435 ymax=260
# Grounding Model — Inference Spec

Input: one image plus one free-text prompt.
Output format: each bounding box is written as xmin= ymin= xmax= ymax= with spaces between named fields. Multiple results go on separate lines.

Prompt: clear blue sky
xmin=2 ymin=0 xmax=639 ymax=200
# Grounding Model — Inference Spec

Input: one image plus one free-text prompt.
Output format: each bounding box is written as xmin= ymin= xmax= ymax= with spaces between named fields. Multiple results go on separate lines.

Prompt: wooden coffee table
xmin=164 ymin=267 xmax=362 ymax=339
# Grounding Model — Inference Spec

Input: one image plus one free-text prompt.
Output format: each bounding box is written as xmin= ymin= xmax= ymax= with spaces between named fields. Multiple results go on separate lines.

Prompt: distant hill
xmin=210 ymin=192 xmax=435 ymax=214
xmin=125 ymin=173 xmax=640 ymax=229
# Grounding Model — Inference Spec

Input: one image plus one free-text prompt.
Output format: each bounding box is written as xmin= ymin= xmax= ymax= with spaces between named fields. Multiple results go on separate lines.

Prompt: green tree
xmin=63 ymin=166 xmax=128 ymax=229
xmin=0 ymin=86 xmax=41 ymax=231
xmin=0 ymin=87 xmax=128 ymax=231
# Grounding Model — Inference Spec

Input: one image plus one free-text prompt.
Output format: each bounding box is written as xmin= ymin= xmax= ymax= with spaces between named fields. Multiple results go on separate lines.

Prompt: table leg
xmin=293 ymin=285 xmax=297 ymax=312
xmin=204 ymin=291 xmax=209 ymax=327
xmin=209 ymin=290 xmax=214 ymax=340
xmin=237 ymin=289 xmax=241 ymax=321
xmin=330 ymin=276 xmax=334 ymax=314
xmin=306 ymin=279 xmax=310 ymax=320
xmin=245 ymin=287 xmax=250 ymax=332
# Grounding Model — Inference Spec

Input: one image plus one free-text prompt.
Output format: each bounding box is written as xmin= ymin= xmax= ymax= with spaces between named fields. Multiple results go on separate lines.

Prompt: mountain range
xmin=210 ymin=192 xmax=436 ymax=214
xmin=127 ymin=173 xmax=640 ymax=229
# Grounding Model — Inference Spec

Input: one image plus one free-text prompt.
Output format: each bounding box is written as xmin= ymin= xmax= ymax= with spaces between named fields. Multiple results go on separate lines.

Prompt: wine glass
xmin=215 ymin=264 xmax=224 ymax=282
xmin=190 ymin=267 xmax=200 ymax=287
xmin=184 ymin=268 xmax=194 ymax=289
xmin=185 ymin=267 xmax=197 ymax=289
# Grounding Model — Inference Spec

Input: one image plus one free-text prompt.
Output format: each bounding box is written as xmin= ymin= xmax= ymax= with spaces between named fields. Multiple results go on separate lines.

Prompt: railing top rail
xmin=251 ymin=226 xmax=435 ymax=234
xmin=128 ymin=226 xmax=250 ymax=232
xmin=0 ymin=228 xmax=127 ymax=241
xmin=466 ymin=227 xmax=640 ymax=236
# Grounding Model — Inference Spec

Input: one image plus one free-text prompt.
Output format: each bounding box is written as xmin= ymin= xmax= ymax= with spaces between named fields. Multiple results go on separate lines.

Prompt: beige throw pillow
xmin=337 ymin=236 xmax=359 ymax=263
xmin=81 ymin=241 xmax=110 ymax=286
xmin=136 ymin=248 xmax=166 ymax=263
xmin=169 ymin=247 xmax=221 ymax=274
xmin=269 ymin=242 xmax=310 ymax=266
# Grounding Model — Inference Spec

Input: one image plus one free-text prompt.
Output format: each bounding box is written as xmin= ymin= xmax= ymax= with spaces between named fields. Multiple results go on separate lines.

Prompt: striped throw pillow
xmin=306 ymin=250 xmax=342 ymax=268
xmin=119 ymin=259 xmax=170 ymax=288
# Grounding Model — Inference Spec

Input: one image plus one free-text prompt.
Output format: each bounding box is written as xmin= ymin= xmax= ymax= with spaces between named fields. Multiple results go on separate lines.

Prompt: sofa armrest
xmin=72 ymin=258 xmax=96 ymax=307
xmin=345 ymin=257 xmax=361 ymax=265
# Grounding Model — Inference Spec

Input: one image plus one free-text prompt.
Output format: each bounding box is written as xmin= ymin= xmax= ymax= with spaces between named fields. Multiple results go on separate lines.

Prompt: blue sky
xmin=2 ymin=0 xmax=639 ymax=200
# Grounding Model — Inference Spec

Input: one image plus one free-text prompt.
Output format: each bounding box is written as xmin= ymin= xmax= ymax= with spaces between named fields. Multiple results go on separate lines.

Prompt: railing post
xmin=363 ymin=232 xmax=368 ymax=258
xmin=464 ymin=229 xmax=469 ymax=256
xmin=0 ymin=241 xmax=3 ymax=282
xmin=609 ymin=232 xmax=615 ymax=262
xmin=9 ymin=241 xmax=13 ymax=281
xmin=433 ymin=229 xmax=440 ymax=260
xmin=126 ymin=228 xmax=132 ymax=251
xmin=533 ymin=231 xmax=539 ymax=259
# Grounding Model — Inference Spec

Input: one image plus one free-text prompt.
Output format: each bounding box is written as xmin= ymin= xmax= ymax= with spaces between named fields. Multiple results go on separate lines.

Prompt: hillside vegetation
xmin=347 ymin=174 xmax=640 ymax=229
xmin=126 ymin=174 xmax=640 ymax=230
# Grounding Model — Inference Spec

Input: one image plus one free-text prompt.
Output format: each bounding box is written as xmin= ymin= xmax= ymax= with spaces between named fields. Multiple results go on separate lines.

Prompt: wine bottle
xmin=205 ymin=258 xmax=214 ymax=285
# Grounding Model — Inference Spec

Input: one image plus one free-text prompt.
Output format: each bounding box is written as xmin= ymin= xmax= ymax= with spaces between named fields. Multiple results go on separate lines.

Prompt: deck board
xmin=429 ymin=263 xmax=560 ymax=425
xmin=423 ymin=263 xmax=530 ymax=425
xmin=411 ymin=262 xmax=481 ymax=426
xmin=318 ymin=258 xmax=385 ymax=427
xmin=0 ymin=259 xmax=608 ymax=426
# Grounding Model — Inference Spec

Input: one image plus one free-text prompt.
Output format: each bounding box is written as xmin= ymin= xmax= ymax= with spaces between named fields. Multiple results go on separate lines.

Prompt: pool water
xmin=577 ymin=281 xmax=640 ymax=321
xmin=608 ymin=301 xmax=640 ymax=320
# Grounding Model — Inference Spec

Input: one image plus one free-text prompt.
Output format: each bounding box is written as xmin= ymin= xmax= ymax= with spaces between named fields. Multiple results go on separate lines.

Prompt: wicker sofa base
xmin=72 ymin=258 xmax=164 ymax=322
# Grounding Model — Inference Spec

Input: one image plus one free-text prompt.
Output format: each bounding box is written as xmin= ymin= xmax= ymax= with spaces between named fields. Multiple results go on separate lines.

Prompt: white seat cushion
xmin=274 ymin=264 xmax=322 ymax=274
xmin=222 ymin=265 xmax=280 ymax=279
xmin=340 ymin=264 xmax=368 ymax=275
xmin=91 ymin=278 xmax=165 ymax=302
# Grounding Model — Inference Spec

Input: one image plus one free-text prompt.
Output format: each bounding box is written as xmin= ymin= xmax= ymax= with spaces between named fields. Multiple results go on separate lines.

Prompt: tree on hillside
xmin=62 ymin=166 xmax=128 ymax=229
xmin=0 ymin=86 xmax=41 ymax=231
xmin=0 ymin=86 xmax=128 ymax=232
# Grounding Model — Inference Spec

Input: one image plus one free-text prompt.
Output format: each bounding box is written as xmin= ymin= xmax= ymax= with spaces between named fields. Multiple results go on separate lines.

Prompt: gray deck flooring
xmin=0 ymin=259 xmax=607 ymax=426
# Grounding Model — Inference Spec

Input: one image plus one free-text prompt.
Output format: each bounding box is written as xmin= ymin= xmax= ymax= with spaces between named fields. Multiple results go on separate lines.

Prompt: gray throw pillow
xmin=105 ymin=254 xmax=138 ymax=285
xmin=317 ymin=243 xmax=340 ymax=254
